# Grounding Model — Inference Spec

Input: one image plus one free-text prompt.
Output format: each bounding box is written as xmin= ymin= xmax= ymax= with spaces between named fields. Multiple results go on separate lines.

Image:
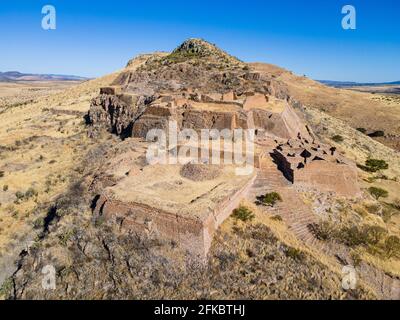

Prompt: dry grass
xmin=0 ymin=73 xmax=122 ymax=254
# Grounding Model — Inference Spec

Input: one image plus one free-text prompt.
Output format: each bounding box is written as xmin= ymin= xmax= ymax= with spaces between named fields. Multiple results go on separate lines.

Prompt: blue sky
xmin=1 ymin=0 xmax=399 ymax=82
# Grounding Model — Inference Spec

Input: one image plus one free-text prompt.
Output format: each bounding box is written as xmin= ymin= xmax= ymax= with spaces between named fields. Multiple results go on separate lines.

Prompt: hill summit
xmin=169 ymin=38 xmax=241 ymax=64
xmin=131 ymin=38 xmax=244 ymax=71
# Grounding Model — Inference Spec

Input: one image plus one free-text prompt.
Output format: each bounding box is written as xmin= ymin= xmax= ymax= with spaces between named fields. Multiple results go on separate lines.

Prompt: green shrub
xmin=384 ymin=236 xmax=400 ymax=258
xmin=257 ymin=192 xmax=282 ymax=207
xmin=0 ymin=171 xmax=4 ymax=178
xmin=25 ymin=187 xmax=38 ymax=199
xmin=232 ymin=206 xmax=255 ymax=222
xmin=365 ymin=159 xmax=388 ymax=171
xmin=331 ymin=135 xmax=344 ymax=143
xmin=358 ymin=159 xmax=389 ymax=173
xmin=3 ymin=185 xmax=8 ymax=192
xmin=368 ymin=187 xmax=389 ymax=200
xmin=15 ymin=191 xmax=24 ymax=200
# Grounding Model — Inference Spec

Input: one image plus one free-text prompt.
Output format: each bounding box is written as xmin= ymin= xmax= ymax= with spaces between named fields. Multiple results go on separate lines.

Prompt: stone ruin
xmin=270 ymin=137 xmax=360 ymax=197
xmin=90 ymin=86 xmax=311 ymax=141
xmin=88 ymin=40 xmax=362 ymax=259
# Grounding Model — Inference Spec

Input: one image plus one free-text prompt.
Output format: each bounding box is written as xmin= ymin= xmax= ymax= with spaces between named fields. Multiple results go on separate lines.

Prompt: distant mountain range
xmin=318 ymin=80 xmax=400 ymax=87
xmin=0 ymin=71 xmax=88 ymax=82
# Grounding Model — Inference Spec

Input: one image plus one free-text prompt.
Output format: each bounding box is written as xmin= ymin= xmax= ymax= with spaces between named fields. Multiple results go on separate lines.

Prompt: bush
xmin=357 ymin=128 xmax=367 ymax=134
xmin=340 ymin=226 xmax=368 ymax=247
xmin=364 ymin=225 xmax=387 ymax=245
xmin=358 ymin=159 xmax=389 ymax=173
xmin=368 ymin=187 xmax=389 ymax=200
xmin=384 ymin=236 xmax=400 ymax=258
xmin=3 ymin=185 xmax=8 ymax=192
xmin=32 ymin=217 xmax=45 ymax=229
xmin=390 ymin=199 xmax=400 ymax=210
xmin=309 ymin=222 xmax=335 ymax=241
xmin=381 ymin=206 xmax=396 ymax=223
xmin=365 ymin=159 xmax=388 ymax=171
xmin=368 ymin=130 xmax=385 ymax=138
xmin=285 ymin=247 xmax=306 ymax=262
xmin=232 ymin=206 xmax=255 ymax=222
xmin=0 ymin=171 xmax=4 ymax=178
xmin=25 ymin=187 xmax=38 ymax=199
xmin=257 ymin=192 xmax=282 ymax=207
xmin=331 ymin=135 xmax=344 ymax=143
xmin=0 ymin=277 xmax=13 ymax=297
xmin=15 ymin=191 xmax=24 ymax=200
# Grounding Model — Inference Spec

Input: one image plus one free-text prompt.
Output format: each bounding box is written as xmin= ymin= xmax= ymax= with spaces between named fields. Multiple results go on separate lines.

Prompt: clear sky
xmin=1 ymin=0 xmax=399 ymax=82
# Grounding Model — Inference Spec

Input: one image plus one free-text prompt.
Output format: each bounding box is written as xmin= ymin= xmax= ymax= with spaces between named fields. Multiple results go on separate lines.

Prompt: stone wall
xmin=93 ymin=174 xmax=256 ymax=259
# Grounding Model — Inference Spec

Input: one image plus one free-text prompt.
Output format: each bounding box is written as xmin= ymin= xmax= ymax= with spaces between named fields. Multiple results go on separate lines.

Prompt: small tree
xmin=232 ymin=206 xmax=255 ymax=222
xmin=365 ymin=159 xmax=388 ymax=171
xmin=368 ymin=187 xmax=389 ymax=200
xmin=385 ymin=236 xmax=400 ymax=259
xmin=358 ymin=159 xmax=389 ymax=173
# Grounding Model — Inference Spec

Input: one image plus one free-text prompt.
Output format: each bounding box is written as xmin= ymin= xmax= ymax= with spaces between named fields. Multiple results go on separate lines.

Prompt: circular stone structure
xmin=180 ymin=163 xmax=221 ymax=181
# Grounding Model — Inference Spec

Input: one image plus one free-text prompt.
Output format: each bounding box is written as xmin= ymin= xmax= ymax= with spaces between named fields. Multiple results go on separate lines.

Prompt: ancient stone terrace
xmin=93 ymin=163 xmax=256 ymax=259
xmin=92 ymin=85 xmax=312 ymax=141
xmin=270 ymin=137 xmax=361 ymax=197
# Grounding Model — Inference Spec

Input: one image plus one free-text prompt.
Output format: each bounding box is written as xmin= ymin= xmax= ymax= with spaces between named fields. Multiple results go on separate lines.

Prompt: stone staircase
xmin=248 ymin=157 xmax=318 ymax=246
xmin=248 ymin=156 xmax=400 ymax=299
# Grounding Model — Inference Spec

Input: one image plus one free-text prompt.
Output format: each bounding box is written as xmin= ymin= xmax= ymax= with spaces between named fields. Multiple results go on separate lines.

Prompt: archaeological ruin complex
xmin=88 ymin=39 xmax=361 ymax=259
